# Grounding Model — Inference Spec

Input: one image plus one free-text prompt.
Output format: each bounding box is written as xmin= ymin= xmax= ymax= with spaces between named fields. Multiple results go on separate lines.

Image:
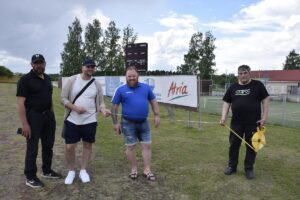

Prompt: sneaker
xmin=79 ymin=169 xmax=90 ymax=183
xmin=42 ymin=170 xmax=62 ymax=179
xmin=65 ymin=171 xmax=76 ymax=185
xmin=245 ymin=170 xmax=254 ymax=179
xmin=224 ymin=167 xmax=237 ymax=175
xmin=26 ymin=177 xmax=45 ymax=188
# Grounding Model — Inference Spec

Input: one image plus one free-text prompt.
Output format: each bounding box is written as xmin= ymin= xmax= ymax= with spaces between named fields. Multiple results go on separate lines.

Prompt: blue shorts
xmin=121 ymin=118 xmax=151 ymax=146
xmin=64 ymin=120 xmax=97 ymax=144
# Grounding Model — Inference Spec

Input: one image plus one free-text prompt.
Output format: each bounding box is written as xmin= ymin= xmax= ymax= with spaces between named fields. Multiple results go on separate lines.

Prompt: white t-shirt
xmin=68 ymin=74 xmax=97 ymax=125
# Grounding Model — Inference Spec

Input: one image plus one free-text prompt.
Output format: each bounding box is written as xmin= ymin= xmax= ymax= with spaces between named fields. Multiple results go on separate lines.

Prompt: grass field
xmin=0 ymin=83 xmax=299 ymax=200
xmin=0 ymin=76 xmax=21 ymax=83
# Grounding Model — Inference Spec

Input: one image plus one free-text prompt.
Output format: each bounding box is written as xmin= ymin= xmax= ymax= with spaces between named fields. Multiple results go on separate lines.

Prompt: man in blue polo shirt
xmin=111 ymin=66 xmax=160 ymax=181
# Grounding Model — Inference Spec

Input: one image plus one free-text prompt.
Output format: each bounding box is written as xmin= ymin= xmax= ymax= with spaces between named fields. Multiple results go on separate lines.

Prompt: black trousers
xmin=25 ymin=110 xmax=56 ymax=179
xmin=228 ymin=124 xmax=257 ymax=171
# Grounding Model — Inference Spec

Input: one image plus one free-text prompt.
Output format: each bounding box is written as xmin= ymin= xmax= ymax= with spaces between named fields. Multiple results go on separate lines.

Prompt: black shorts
xmin=64 ymin=120 xmax=97 ymax=144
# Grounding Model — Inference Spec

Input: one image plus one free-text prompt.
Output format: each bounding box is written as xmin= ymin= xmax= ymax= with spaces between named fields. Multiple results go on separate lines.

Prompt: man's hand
xmin=100 ymin=108 xmax=111 ymax=117
xmin=257 ymin=119 xmax=266 ymax=129
xmin=73 ymin=105 xmax=86 ymax=114
xmin=220 ymin=102 xmax=230 ymax=126
xmin=113 ymin=124 xmax=121 ymax=135
xmin=22 ymin=123 xmax=31 ymax=139
xmin=219 ymin=118 xmax=226 ymax=126
xmin=154 ymin=115 xmax=160 ymax=128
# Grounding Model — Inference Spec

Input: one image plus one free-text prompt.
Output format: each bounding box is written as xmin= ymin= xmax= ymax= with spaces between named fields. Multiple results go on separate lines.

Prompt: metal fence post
xmin=197 ymin=75 xmax=202 ymax=129
xmin=281 ymin=94 xmax=287 ymax=126
xmin=187 ymin=110 xmax=192 ymax=128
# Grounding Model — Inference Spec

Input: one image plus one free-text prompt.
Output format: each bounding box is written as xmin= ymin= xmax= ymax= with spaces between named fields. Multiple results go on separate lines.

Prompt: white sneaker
xmin=79 ymin=169 xmax=90 ymax=183
xmin=64 ymin=171 xmax=75 ymax=185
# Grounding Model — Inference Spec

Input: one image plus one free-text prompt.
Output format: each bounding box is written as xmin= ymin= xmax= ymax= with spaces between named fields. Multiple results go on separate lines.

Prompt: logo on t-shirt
xmin=235 ymin=89 xmax=250 ymax=96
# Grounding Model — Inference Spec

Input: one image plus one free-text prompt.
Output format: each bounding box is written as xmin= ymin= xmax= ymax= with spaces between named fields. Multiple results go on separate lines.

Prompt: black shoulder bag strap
xmin=65 ymin=78 xmax=95 ymax=120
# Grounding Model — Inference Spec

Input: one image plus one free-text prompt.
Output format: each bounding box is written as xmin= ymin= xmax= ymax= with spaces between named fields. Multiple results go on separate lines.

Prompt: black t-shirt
xmin=223 ymin=80 xmax=269 ymax=125
xmin=16 ymin=70 xmax=53 ymax=112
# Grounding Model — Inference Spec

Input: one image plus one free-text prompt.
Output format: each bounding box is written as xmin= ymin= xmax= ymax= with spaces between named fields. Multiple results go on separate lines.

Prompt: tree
xmin=122 ymin=25 xmax=138 ymax=52
xmin=83 ymin=19 xmax=104 ymax=71
xmin=177 ymin=33 xmax=200 ymax=75
xmin=119 ymin=25 xmax=138 ymax=74
xmin=0 ymin=66 xmax=13 ymax=77
xmin=61 ymin=18 xmax=85 ymax=76
xmin=103 ymin=21 xmax=122 ymax=73
xmin=283 ymin=49 xmax=300 ymax=70
xmin=178 ymin=31 xmax=216 ymax=79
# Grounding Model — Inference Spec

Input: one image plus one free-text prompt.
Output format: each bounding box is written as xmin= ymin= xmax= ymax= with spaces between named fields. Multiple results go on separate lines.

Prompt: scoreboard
xmin=125 ymin=43 xmax=148 ymax=71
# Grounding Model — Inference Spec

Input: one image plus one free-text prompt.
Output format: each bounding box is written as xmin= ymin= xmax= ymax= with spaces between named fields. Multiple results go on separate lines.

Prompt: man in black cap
xmin=61 ymin=58 xmax=111 ymax=184
xmin=16 ymin=54 xmax=62 ymax=188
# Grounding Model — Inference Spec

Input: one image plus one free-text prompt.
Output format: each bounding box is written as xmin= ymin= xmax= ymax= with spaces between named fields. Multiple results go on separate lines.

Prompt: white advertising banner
xmin=62 ymin=75 xmax=198 ymax=108
xmin=139 ymin=76 xmax=198 ymax=108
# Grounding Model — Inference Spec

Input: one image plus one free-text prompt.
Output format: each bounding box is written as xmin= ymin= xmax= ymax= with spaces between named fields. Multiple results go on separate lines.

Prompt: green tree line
xmin=60 ymin=18 xmax=138 ymax=76
xmin=59 ymin=17 xmax=300 ymax=86
xmin=0 ymin=66 xmax=13 ymax=77
xmin=60 ymin=18 xmax=218 ymax=79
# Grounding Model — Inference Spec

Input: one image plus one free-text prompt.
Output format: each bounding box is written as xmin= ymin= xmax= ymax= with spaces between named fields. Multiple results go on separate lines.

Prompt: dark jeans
xmin=25 ymin=110 xmax=56 ymax=179
xmin=228 ymin=124 xmax=257 ymax=171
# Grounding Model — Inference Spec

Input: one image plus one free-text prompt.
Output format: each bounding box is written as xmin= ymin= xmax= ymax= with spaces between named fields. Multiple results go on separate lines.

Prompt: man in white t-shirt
xmin=61 ymin=58 xmax=111 ymax=184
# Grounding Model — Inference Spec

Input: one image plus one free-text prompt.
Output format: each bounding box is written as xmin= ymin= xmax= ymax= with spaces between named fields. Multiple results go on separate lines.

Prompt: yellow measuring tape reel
xmin=251 ymin=126 xmax=266 ymax=152
xmin=224 ymin=125 xmax=266 ymax=152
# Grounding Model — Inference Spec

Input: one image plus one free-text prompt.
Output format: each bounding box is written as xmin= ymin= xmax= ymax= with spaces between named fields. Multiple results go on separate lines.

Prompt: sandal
xmin=143 ymin=172 xmax=156 ymax=181
xmin=129 ymin=171 xmax=138 ymax=180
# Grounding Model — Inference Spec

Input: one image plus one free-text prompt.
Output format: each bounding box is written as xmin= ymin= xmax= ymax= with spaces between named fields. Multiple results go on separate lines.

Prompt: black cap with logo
xmin=31 ymin=54 xmax=45 ymax=63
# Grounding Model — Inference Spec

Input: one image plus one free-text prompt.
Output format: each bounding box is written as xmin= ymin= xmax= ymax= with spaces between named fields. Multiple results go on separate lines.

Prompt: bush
xmin=0 ymin=66 xmax=13 ymax=77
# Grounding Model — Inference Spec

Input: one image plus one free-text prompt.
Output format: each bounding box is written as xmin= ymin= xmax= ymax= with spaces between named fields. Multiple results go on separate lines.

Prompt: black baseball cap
xmin=31 ymin=54 xmax=45 ymax=63
xmin=82 ymin=58 xmax=96 ymax=66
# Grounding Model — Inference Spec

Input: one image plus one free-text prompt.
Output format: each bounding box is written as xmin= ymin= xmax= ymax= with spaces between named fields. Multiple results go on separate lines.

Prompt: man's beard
xmin=33 ymin=67 xmax=45 ymax=75
xmin=127 ymin=79 xmax=138 ymax=87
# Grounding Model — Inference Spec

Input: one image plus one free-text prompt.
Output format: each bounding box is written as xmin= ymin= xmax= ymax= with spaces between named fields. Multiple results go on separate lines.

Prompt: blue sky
xmin=0 ymin=0 xmax=299 ymax=75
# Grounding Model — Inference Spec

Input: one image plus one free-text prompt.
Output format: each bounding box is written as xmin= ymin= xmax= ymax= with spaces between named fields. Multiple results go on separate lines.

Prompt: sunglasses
xmin=33 ymin=61 xmax=45 ymax=64
xmin=86 ymin=65 xmax=96 ymax=68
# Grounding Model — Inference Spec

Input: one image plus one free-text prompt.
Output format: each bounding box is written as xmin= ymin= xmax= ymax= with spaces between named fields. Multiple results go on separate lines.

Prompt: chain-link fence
xmin=200 ymin=94 xmax=300 ymax=128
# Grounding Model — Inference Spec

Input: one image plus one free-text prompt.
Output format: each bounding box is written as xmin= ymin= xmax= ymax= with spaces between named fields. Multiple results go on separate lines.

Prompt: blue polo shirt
xmin=112 ymin=82 xmax=156 ymax=121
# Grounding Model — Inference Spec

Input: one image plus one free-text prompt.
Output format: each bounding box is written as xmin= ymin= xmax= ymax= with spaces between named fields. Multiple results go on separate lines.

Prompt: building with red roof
xmin=250 ymin=70 xmax=300 ymax=95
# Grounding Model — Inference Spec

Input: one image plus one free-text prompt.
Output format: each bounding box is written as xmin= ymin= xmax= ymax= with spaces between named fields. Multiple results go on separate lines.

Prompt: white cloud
xmin=139 ymin=12 xmax=198 ymax=71
xmin=143 ymin=0 xmax=300 ymax=74
xmin=0 ymin=51 xmax=29 ymax=72
xmin=70 ymin=6 xmax=111 ymax=29
xmin=0 ymin=3 xmax=112 ymax=73
xmin=240 ymin=0 xmax=300 ymax=20
xmin=159 ymin=11 xmax=199 ymax=29
xmin=212 ymin=0 xmax=300 ymax=74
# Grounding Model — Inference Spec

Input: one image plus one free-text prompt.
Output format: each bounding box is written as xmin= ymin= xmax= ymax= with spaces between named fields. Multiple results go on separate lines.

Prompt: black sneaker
xmin=245 ymin=170 xmax=254 ymax=179
xmin=224 ymin=167 xmax=237 ymax=175
xmin=26 ymin=177 xmax=45 ymax=188
xmin=41 ymin=170 xmax=62 ymax=179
